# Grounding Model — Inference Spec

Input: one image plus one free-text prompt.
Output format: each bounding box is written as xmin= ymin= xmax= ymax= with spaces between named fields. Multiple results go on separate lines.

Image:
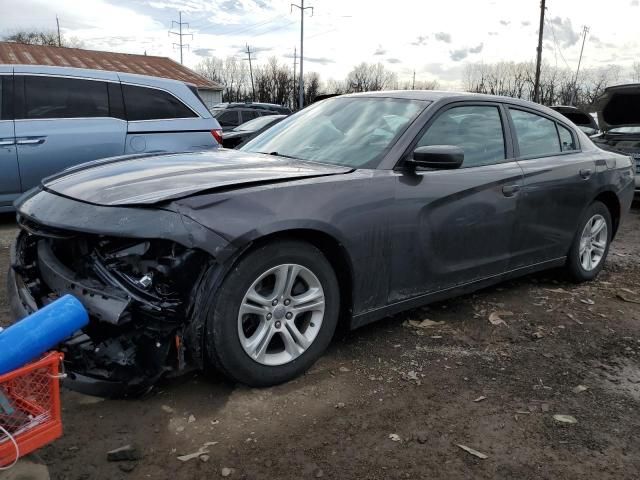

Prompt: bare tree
xmin=303 ymin=72 xmax=321 ymax=104
xmin=345 ymin=63 xmax=397 ymax=93
xmin=631 ymin=62 xmax=640 ymax=83
xmin=463 ymin=60 xmax=620 ymax=108
xmin=3 ymin=29 xmax=83 ymax=48
xmin=323 ymin=79 xmax=347 ymax=95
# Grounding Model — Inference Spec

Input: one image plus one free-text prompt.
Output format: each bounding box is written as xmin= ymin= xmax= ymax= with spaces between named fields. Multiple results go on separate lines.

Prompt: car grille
xmin=635 ymin=158 xmax=640 ymax=174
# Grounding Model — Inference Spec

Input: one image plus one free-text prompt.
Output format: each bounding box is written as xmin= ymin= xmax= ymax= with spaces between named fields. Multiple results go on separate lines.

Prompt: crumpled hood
xmin=42 ymin=149 xmax=351 ymax=206
xmin=595 ymin=84 xmax=640 ymax=131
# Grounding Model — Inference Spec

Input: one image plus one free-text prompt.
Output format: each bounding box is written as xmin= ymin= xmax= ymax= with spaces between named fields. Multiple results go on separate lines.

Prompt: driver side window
xmin=417 ymin=105 xmax=506 ymax=168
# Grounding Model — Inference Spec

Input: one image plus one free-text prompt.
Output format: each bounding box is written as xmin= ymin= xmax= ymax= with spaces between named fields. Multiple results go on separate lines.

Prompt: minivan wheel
xmin=566 ymin=201 xmax=612 ymax=282
xmin=205 ymin=240 xmax=340 ymax=387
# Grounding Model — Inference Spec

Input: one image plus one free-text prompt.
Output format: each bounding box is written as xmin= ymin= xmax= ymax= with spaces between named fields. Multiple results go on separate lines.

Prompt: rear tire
xmin=566 ymin=201 xmax=612 ymax=282
xmin=205 ymin=240 xmax=340 ymax=387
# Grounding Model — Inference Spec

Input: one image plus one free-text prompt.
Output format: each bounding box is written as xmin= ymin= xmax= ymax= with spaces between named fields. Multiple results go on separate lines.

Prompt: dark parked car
xmin=211 ymin=102 xmax=292 ymax=131
xmin=590 ymin=84 xmax=640 ymax=193
xmin=549 ymin=105 xmax=599 ymax=136
xmin=9 ymin=91 xmax=634 ymax=396
xmin=222 ymin=114 xmax=286 ymax=148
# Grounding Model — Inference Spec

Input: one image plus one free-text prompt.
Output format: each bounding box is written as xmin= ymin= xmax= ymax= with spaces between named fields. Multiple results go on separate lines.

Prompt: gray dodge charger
xmin=8 ymin=91 xmax=635 ymax=396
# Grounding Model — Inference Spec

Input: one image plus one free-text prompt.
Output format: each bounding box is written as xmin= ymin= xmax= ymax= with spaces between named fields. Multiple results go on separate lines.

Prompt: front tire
xmin=205 ymin=240 xmax=340 ymax=387
xmin=566 ymin=201 xmax=612 ymax=282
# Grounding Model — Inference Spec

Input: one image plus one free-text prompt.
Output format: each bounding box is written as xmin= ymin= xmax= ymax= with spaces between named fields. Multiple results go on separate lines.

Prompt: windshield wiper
xmin=257 ymin=151 xmax=300 ymax=160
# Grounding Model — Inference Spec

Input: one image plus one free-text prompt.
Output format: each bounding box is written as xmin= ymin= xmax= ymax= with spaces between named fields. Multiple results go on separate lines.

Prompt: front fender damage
xmin=10 ymin=199 xmax=230 ymax=397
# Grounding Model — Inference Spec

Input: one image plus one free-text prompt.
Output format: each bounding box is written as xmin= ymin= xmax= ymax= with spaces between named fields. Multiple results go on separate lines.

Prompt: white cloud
xmin=0 ymin=0 xmax=637 ymax=88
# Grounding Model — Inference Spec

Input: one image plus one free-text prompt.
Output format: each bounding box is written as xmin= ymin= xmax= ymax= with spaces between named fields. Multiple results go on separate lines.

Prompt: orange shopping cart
xmin=0 ymin=352 xmax=64 ymax=469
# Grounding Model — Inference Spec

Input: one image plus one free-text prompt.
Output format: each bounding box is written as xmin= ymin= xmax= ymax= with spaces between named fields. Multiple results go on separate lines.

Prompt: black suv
xmin=211 ymin=102 xmax=292 ymax=131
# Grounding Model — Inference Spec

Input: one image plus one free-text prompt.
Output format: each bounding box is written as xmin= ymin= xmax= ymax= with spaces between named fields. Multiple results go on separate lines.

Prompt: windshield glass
xmin=234 ymin=115 xmax=283 ymax=132
xmin=240 ymin=97 xmax=428 ymax=168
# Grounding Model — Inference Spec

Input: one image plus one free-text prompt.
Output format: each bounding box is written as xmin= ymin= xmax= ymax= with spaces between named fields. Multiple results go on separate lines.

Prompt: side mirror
xmin=407 ymin=145 xmax=464 ymax=170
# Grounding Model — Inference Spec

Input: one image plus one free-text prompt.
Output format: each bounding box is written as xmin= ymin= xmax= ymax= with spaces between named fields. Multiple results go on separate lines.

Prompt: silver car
xmin=0 ymin=65 xmax=222 ymax=212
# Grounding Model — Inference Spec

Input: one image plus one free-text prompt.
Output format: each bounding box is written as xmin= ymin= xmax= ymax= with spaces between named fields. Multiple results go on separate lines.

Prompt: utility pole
xmin=570 ymin=26 xmax=589 ymax=106
xmin=533 ymin=0 xmax=546 ymax=103
xmin=291 ymin=0 xmax=314 ymax=109
xmin=245 ymin=44 xmax=256 ymax=102
xmin=412 ymin=70 xmax=416 ymax=90
xmin=169 ymin=12 xmax=192 ymax=64
xmin=292 ymin=47 xmax=298 ymax=109
xmin=56 ymin=15 xmax=61 ymax=47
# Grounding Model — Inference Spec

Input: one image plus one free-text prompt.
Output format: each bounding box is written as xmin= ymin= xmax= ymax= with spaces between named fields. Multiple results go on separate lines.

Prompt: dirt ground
xmin=2 ymin=206 xmax=640 ymax=480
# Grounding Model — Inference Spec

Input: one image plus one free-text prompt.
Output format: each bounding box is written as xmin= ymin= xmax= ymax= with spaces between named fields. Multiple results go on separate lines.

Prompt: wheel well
xmin=594 ymin=191 xmax=621 ymax=238
xmin=247 ymin=229 xmax=354 ymax=326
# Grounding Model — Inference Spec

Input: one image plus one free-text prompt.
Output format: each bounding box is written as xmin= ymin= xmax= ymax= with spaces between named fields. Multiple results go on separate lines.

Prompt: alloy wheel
xmin=237 ymin=264 xmax=326 ymax=366
xmin=579 ymin=214 xmax=608 ymax=271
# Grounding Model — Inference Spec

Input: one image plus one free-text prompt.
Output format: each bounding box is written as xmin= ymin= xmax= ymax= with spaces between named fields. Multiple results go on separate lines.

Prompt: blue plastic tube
xmin=0 ymin=295 xmax=88 ymax=375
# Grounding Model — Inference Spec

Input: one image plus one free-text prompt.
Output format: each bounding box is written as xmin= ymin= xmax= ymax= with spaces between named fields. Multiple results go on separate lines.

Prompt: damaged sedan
xmin=8 ymin=91 xmax=635 ymax=396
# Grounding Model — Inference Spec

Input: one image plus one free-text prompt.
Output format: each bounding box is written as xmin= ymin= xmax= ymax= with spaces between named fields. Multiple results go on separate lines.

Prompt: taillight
xmin=211 ymin=129 xmax=223 ymax=145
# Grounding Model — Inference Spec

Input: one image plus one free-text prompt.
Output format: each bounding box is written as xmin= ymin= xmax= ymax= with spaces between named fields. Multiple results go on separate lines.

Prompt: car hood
xmin=42 ymin=149 xmax=351 ymax=206
xmin=595 ymin=84 xmax=640 ymax=131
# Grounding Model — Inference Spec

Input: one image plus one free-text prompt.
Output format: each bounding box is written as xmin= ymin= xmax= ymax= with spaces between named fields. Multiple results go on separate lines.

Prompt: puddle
xmin=597 ymin=358 xmax=640 ymax=401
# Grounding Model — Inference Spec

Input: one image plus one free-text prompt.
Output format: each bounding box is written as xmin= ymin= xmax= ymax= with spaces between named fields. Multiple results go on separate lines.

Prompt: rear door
xmin=0 ymin=68 xmax=20 ymax=210
xmin=14 ymin=74 xmax=126 ymax=191
xmin=508 ymin=107 xmax=597 ymax=267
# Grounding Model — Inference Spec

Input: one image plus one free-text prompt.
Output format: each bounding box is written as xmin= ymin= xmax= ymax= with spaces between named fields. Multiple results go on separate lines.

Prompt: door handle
xmin=579 ymin=168 xmax=592 ymax=179
xmin=502 ymin=184 xmax=520 ymax=197
xmin=0 ymin=139 xmax=15 ymax=146
xmin=16 ymin=138 xmax=45 ymax=146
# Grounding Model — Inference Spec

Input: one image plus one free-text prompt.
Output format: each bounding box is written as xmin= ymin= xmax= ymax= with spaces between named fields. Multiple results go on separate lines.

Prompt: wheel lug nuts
xmin=275 ymin=321 xmax=281 ymax=328
xmin=266 ymin=313 xmax=272 ymax=320
xmin=272 ymin=299 xmax=278 ymax=306
xmin=286 ymin=312 xmax=293 ymax=319
xmin=284 ymin=299 xmax=291 ymax=306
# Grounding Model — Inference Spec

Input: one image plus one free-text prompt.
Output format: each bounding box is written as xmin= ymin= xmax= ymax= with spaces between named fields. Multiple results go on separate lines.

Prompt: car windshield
xmin=234 ymin=115 xmax=283 ymax=132
xmin=240 ymin=97 xmax=428 ymax=168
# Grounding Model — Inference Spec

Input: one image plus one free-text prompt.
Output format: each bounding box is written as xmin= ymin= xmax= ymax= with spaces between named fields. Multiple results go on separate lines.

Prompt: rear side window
xmin=24 ymin=76 xmax=109 ymax=119
xmin=215 ymin=110 xmax=240 ymax=127
xmin=510 ymin=109 xmax=561 ymax=157
xmin=557 ymin=124 xmax=578 ymax=152
xmin=122 ymin=84 xmax=196 ymax=121
xmin=241 ymin=110 xmax=260 ymax=122
xmin=417 ymin=105 xmax=506 ymax=168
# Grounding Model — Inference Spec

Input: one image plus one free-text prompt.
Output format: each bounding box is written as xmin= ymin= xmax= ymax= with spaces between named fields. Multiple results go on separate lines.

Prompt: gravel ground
xmin=1 ymin=206 xmax=640 ymax=480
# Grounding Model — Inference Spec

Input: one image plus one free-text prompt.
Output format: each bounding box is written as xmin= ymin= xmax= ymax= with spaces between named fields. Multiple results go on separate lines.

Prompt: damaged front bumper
xmin=8 ymin=191 xmax=229 ymax=397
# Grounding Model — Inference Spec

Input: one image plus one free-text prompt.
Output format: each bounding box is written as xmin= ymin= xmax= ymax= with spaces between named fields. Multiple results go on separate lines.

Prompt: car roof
xmin=341 ymin=90 xmax=574 ymax=122
xmin=4 ymin=64 xmax=193 ymax=90
xmin=343 ymin=89 xmax=545 ymax=107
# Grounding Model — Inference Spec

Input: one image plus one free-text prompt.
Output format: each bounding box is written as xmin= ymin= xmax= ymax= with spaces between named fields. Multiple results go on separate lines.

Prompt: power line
xmin=544 ymin=8 xmax=571 ymax=70
xmin=169 ymin=11 xmax=193 ymax=64
xmin=191 ymin=14 xmax=286 ymax=36
xmin=291 ymin=0 xmax=314 ymax=109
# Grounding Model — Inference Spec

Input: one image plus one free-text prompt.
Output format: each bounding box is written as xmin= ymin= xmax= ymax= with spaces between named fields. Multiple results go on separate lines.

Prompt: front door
xmin=0 ymin=70 xmax=20 ymax=210
xmin=390 ymin=103 xmax=523 ymax=301
xmin=14 ymin=75 xmax=126 ymax=191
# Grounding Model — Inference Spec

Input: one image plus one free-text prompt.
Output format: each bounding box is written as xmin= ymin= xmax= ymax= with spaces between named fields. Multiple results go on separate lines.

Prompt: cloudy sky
xmin=1 ymin=0 xmax=638 ymax=87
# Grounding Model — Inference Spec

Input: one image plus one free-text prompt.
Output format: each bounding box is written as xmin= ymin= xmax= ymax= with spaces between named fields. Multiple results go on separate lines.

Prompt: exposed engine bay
xmin=11 ymin=217 xmax=211 ymax=396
